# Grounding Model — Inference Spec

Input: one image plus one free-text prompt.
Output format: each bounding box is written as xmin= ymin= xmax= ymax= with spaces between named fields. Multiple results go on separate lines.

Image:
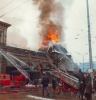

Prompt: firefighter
xmin=41 ymin=72 xmax=49 ymax=96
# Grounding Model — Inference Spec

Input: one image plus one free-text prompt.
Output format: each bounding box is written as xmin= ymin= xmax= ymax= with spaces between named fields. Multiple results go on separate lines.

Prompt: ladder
xmin=46 ymin=53 xmax=79 ymax=89
xmin=0 ymin=48 xmax=31 ymax=82
xmin=51 ymin=70 xmax=78 ymax=88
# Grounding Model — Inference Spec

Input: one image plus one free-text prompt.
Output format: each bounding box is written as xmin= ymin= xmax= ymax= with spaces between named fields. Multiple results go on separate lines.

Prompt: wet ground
xmin=0 ymin=86 xmax=96 ymax=100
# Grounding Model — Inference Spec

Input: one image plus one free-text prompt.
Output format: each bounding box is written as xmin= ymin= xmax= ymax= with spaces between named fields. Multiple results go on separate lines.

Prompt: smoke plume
xmin=32 ymin=0 xmax=64 ymax=46
xmin=7 ymin=27 xmax=28 ymax=49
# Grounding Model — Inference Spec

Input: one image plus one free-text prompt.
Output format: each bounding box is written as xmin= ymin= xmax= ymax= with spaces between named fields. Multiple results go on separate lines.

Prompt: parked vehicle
xmin=0 ymin=74 xmax=27 ymax=88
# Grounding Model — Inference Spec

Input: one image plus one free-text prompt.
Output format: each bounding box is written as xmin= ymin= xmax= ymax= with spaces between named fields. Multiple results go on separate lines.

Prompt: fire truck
xmin=0 ymin=74 xmax=27 ymax=88
xmin=44 ymin=45 xmax=79 ymax=95
xmin=0 ymin=48 xmax=31 ymax=88
xmin=52 ymin=68 xmax=78 ymax=94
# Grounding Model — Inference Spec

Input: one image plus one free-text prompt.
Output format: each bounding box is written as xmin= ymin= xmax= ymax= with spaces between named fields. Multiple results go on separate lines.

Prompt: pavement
xmin=25 ymin=84 xmax=96 ymax=100
xmin=0 ymin=85 xmax=96 ymax=100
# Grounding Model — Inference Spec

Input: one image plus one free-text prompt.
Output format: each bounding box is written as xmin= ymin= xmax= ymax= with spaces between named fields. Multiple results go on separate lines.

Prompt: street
xmin=0 ymin=86 xmax=96 ymax=100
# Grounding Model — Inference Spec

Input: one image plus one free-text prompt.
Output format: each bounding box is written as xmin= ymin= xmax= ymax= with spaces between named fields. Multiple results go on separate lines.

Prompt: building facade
xmin=0 ymin=21 xmax=50 ymax=74
xmin=0 ymin=20 xmax=78 ymax=77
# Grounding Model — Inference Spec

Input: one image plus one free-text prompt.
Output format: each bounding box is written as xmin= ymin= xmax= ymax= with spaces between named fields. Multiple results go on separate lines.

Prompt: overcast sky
xmin=0 ymin=0 xmax=96 ymax=64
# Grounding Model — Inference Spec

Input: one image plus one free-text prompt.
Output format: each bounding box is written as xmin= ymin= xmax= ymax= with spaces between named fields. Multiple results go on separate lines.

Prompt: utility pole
xmin=83 ymin=56 xmax=84 ymax=72
xmin=86 ymin=0 xmax=93 ymax=87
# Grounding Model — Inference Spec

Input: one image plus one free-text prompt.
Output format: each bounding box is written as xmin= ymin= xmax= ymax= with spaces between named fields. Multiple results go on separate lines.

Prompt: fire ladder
xmin=0 ymin=48 xmax=32 ymax=83
xmin=46 ymin=53 xmax=79 ymax=93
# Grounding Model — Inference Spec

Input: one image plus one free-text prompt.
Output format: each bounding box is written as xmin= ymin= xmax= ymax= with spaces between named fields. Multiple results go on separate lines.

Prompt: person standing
xmin=93 ymin=77 xmax=96 ymax=98
xmin=78 ymin=70 xmax=86 ymax=100
xmin=41 ymin=72 xmax=49 ymax=96
xmin=85 ymin=73 xmax=92 ymax=100
xmin=52 ymin=78 xmax=57 ymax=94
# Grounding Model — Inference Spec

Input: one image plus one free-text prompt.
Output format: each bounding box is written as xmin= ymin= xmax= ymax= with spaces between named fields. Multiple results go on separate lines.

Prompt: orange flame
xmin=48 ymin=28 xmax=58 ymax=42
xmin=39 ymin=25 xmax=59 ymax=48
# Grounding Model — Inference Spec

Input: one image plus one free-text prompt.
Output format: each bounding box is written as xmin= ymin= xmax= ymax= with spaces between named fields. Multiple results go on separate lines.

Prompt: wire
xmin=2 ymin=16 xmax=88 ymax=33
xmin=69 ymin=36 xmax=88 ymax=41
xmin=0 ymin=0 xmax=16 ymax=10
xmin=64 ymin=26 xmax=88 ymax=32
xmin=0 ymin=0 xmax=30 ymax=18
xmin=3 ymin=16 xmax=39 ymax=23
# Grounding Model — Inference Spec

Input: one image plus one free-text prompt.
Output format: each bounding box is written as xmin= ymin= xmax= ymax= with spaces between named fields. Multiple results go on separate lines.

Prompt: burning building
xmin=0 ymin=1 xmax=82 ymax=91
xmin=0 ymin=20 xmax=78 ymax=73
xmin=0 ymin=20 xmax=49 ymax=74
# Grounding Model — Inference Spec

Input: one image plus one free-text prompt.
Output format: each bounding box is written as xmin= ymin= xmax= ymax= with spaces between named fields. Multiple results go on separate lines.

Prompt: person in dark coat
xmin=52 ymin=78 xmax=57 ymax=94
xmin=78 ymin=70 xmax=86 ymax=100
xmin=85 ymin=73 xmax=92 ymax=100
xmin=41 ymin=72 xmax=49 ymax=96
xmin=93 ymin=78 xmax=96 ymax=98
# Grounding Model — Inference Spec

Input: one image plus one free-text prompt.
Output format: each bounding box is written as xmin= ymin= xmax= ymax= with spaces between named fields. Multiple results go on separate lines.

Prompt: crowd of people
xmin=78 ymin=70 xmax=96 ymax=100
xmin=40 ymin=71 xmax=96 ymax=100
xmin=77 ymin=70 xmax=92 ymax=100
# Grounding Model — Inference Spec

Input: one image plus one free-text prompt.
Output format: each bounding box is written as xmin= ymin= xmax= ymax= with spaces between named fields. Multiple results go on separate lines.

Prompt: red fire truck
xmin=0 ymin=74 xmax=27 ymax=88
xmin=54 ymin=68 xmax=78 ymax=94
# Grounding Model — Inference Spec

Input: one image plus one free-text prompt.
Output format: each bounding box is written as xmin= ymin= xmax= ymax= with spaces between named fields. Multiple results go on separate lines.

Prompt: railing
xmin=0 ymin=48 xmax=31 ymax=82
xmin=51 ymin=70 xmax=78 ymax=88
xmin=46 ymin=53 xmax=79 ymax=89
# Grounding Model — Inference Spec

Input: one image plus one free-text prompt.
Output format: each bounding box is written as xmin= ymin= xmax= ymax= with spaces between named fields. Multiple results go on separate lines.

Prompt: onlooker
xmin=93 ymin=77 xmax=96 ymax=98
xmin=34 ymin=79 xmax=38 ymax=87
xmin=78 ymin=70 xmax=86 ymax=100
xmin=52 ymin=78 xmax=57 ymax=94
xmin=41 ymin=72 xmax=49 ymax=96
xmin=85 ymin=73 xmax=92 ymax=100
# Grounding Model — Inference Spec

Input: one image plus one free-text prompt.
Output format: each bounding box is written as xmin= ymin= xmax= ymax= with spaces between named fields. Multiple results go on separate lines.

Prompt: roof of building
xmin=0 ymin=18 xmax=5 ymax=22
xmin=0 ymin=18 xmax=11 ymax=27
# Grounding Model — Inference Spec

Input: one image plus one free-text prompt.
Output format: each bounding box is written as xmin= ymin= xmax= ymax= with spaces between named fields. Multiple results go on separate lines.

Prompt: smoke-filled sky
xmin=32 ymin=0 xmax=64 ymax=46
xmin=0 ymin=0 xmax=96 ymax=63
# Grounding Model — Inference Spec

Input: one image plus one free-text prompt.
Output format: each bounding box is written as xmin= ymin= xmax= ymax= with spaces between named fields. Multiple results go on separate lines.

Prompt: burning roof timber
xmin=39 ymin=44 xmax=67 ymax=54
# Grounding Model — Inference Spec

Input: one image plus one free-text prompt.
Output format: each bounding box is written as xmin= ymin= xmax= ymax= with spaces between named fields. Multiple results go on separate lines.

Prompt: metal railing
xmin=51 ymin=70 xmax=78 ymax=88
xmin=46 ymin=53 xmax=79 ymax=88
xmin=0 ymin=48 xmax=31 ymax=82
